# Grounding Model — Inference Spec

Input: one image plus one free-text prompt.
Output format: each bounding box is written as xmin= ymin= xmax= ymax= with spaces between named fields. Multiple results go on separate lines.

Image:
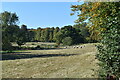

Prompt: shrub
xmin=2 ymin=39 xmax=13 ymax=52
xmin=31 ymin=43 xmax=35 ymax=45
xmin=13 ymin=46 xmax=20 ymax=50
xmin=35 ymin=45 xmax=41 ymax=50
xmin=96 ymin=3 xmax=120 ymax=78
xmin=96 ymin=28 xmax=120 ymax=78
xmin=62 ymin=37 xmax=73 ymax=46
xmin=54 ymin=44 xmax=59 ymax=48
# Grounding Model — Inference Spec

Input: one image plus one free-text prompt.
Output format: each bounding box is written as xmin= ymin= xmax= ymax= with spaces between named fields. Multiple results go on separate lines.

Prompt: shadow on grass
xmin=1 ymin=51 xmax=31 ymax=54
xmin=2 ymin=52 xmax=78 ymax=60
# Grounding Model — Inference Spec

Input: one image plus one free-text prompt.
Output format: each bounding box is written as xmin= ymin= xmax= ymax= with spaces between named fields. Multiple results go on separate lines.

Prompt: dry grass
xmin=2 ymin=43 xmax=99 ymax=78
xmin=12 ymin=42 xmax=56 ymax=47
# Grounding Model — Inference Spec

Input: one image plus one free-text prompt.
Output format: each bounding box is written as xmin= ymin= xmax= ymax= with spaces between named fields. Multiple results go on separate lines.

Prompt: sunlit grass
xmin=2 ymin=43 xmax=99 ymax=78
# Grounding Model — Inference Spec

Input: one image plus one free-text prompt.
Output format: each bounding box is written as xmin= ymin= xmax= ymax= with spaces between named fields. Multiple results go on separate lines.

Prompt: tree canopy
xmin=71 ymin=2 xmax=120 ymax=78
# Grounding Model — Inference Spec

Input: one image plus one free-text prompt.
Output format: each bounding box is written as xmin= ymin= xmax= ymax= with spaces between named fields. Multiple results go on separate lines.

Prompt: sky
xmin=1 ymin=2 xmax=84 ymax=29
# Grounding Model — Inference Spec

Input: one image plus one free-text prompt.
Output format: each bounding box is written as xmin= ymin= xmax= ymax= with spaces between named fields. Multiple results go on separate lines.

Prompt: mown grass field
xmin=2 ymin=43 xmax=99 ymax=78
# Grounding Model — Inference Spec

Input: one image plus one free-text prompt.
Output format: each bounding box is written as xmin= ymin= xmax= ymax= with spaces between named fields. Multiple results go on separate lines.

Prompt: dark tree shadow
xmin=2 ymin=52 xmax=78 ymax=60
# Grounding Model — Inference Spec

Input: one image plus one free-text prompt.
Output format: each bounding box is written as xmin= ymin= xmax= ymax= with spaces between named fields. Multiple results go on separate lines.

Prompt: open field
xmin=12 ymin=42 xmax=56 ymax=48
xmin=2 ymin=43 xmax=99 ymax=78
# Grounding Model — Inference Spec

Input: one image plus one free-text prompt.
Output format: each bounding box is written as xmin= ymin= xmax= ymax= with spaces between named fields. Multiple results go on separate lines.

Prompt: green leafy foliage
xmin=34 ymin=27 xmax=57 ymax=42
xmin=54 ymin=25 xmax=85 ymax=45
xmin=96 ymin=5 xmax=120 ymax=77
xmin=73 ymin=23 xmax=90 ymax=43
xmin=96 ymin=2 xmax=120 ymax=78
xmin=0 ymin=11 xmax=18 ymax=26
xmin=1 ymin=11 xmax=28 ymax=50
xmin=44 ymin=28 xmax=50 ymax=42
xmin=1 ymin=11 xmax=19 ymax=51
xmin=62 ymin=37 xmax=73 ymax=46
xmin=71 ymin=2 xmax=120 ymax=78
xmin=2 ymin=37 xmax=13 ymax=52
xmin=54 ymin=31 xmax=63 ymax=45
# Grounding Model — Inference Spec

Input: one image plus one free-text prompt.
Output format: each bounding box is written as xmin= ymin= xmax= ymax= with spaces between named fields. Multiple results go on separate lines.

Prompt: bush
xmin=35 ymin=45 xmax=41 ymax=50
xmin=31 ymin=43 xmax=35 ymax=45
xmin=13 ymin=46 xmax=21 ymax=50
xmin=96 ymin=3 xmax=120 ymax=78
xmin=54 ymin=45 xmax=59 ymax=48
xmin=96 ymin=29 xmax=120 ymax=78
xmin=2 ymin=39 xmax=13 ymax=52
xmin=62 ymin=37 xmax=73 ymax=46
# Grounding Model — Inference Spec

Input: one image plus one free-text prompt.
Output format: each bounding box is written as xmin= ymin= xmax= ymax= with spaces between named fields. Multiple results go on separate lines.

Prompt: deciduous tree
xmin=71 ymin=2 xmax=120 ymax=77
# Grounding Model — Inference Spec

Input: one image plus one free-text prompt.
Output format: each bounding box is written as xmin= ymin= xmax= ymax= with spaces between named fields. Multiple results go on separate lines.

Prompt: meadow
xmin=2 ymin=42 xmax=99 ymax=78
xmin=1 ymin=2 xmax=119 ymax=78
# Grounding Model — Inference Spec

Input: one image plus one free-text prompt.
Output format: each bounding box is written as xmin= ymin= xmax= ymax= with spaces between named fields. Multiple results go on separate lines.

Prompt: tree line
xmin=33 ymin=23 xmax=90 ymax=46
xmin=1 ymin=11 xmax=92 ymax=51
